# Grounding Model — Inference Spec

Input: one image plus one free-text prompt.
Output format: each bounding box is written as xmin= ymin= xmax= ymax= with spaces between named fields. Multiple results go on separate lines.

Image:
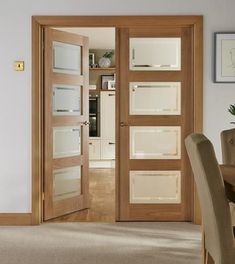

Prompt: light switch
xmin=14 ymin=61 xmax=24 ymax=71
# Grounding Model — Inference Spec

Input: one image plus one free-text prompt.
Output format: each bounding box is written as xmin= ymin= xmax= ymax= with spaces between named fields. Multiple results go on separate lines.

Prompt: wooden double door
xmin=43 ymin=25 xmax=196 ymax=222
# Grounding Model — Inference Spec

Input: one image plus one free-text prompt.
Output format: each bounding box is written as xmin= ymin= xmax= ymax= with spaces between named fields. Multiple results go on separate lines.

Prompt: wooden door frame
xmin=31 ymin=15 xmax=203 ymax=225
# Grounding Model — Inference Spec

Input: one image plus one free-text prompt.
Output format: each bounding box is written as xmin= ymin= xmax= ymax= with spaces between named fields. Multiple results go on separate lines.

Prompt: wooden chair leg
xmin=202 ymin=226 xmax=214 ymax=264
xmin=205 ymin=251 xmax=215 ymax=264
xmin=202 ymin=229 xmax=206 ymax=264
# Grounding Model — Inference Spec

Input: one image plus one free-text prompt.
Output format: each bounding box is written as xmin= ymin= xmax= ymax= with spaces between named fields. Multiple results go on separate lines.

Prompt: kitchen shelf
xmin=89 ymin=89 xmax=115 ymax=92
xmin=89 ymin=67 xmax=116 ymax=71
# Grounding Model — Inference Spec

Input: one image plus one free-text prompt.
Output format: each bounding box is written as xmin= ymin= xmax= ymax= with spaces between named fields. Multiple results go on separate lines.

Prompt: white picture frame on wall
xmin=215 ymin=32 xmax=235 ymax=83
xmin=107 ymin=80 xmax=115 ymax=90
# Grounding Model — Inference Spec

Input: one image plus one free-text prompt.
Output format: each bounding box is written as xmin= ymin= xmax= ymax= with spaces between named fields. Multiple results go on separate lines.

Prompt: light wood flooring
xmin=46 ymin=168 xmax=115 ymax=222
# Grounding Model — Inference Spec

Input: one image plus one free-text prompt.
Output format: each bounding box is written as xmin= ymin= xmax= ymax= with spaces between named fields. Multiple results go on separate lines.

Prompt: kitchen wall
xmin=0 ymin=0 xmax=235 ymax=212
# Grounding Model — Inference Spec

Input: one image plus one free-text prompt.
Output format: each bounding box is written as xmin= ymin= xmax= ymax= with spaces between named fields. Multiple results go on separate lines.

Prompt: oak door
xmin=43 ymin=28 xmax=89 ymax=220
xmin=119 ymin=27 xmax=194 ymax=221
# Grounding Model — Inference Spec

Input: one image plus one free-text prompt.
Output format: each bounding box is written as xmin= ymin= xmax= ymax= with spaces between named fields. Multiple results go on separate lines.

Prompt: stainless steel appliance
xmin=89 ymin=94 xmax=100 ymax=137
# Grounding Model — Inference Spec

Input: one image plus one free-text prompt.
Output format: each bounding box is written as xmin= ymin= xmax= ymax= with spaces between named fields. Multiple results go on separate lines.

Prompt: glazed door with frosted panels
xmin=43 ymin=28 xmax=89 ymax=220
xmin=119 ymin=27 xmax=194 ymax=221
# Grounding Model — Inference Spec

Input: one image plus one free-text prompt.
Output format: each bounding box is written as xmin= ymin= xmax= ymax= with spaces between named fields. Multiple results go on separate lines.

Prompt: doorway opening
xmin=43 ymin=27 xmax=116 ymax=222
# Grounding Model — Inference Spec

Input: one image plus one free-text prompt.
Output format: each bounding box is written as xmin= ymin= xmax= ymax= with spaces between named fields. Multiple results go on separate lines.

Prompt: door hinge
xmin=42 ymin=192 xmax=45 ymax=201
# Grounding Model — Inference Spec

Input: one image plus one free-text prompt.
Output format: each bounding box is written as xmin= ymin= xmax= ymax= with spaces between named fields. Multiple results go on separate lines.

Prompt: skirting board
xmin=0 ymin=213 xmax=32 ymax=225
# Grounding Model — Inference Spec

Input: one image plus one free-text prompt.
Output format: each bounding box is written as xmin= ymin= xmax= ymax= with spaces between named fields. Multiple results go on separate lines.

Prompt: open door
xmin=43 ymin=28 xmax=89 ymax=220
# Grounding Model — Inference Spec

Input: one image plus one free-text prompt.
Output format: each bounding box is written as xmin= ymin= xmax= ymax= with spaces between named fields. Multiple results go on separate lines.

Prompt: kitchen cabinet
xmin=100 ymin=91 xmax=115 ymax=160
xmin=100 ymin=91 xmax=115 ymax=141
xmin=101 ymin=140 xmax=115 ymax=160
xmin=89 ymin=139 xmax=101 ymax=160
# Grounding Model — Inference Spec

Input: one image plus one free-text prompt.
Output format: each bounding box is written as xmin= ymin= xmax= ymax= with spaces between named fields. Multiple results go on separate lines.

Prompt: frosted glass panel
xmin=53 ymin=166 xmax=81 ymax=201
xmin=130 ymin=38 xmax=181 ymax=71
xmin=130 ymin=171 xmax=181 ymax=204
xmin=129 ymin=82 xmax=181 ymax=115
xmin=130 ymin=126 xmax=181 ymax=159
xmin=53 ymin=126 xmax=81 ymax=158
xmin=53 ymin=85 xmax=81 ymax=116
xmin=53 ymin=41 xmax=81 ymax=74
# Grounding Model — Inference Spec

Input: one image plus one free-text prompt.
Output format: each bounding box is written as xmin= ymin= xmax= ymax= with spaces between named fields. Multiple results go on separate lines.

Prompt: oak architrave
xmin=29 ymin=15 xmax=203 ymax=225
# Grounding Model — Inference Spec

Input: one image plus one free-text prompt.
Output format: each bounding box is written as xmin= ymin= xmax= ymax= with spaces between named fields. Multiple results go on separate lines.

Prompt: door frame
xmin=31 ymin=15 xmax=203 ymax=225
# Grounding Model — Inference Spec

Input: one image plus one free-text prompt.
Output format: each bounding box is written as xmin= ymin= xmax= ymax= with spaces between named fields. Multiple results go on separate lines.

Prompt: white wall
xmin=1 ymin=0 xmax=235 ymax=213
xmin=57 ymin=28 xmax=116 ymax=49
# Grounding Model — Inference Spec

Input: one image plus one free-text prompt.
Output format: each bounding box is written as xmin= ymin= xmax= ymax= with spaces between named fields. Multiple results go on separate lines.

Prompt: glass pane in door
xmin=53 ymin=126 xmax=81 ymax=158
xmin=130 ymin=126 xmax=181 ymax=159
xmin=130 ymin=38 xmax=181 ymax=71
xmin=129 ymin=82 xmax=181 ymax=115
xmin=53 ymin=41 xmax=81 ymax=74
xmin=53 ymin=85 xmax=81 ymax=116
xmin=129 ymin=170 xmax=181 ymax=204
xmin=53 ymin=166 xmax=81 ymax=201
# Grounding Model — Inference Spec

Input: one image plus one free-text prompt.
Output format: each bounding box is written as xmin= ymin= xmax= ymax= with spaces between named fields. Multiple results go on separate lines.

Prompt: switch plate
xmin=14 ymin=61 xmax=24 ymax=71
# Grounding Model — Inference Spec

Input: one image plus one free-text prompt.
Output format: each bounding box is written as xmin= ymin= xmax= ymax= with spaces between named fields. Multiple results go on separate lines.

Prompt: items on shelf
xmin=89 ymin=49 xmax=116 ymax=91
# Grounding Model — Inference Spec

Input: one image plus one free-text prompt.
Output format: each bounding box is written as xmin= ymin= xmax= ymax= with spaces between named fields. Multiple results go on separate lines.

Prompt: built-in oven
xmin=89 ymin=94 xmax=100 ymax=137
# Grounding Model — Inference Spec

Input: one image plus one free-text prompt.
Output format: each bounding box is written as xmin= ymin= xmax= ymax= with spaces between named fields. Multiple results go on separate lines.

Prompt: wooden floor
xmin=46 ymin=168 xmax=115 ymax=223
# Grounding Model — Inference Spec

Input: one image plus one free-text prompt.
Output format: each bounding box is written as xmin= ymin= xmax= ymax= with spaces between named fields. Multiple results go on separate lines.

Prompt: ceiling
xmin=55 ymin=27 xmax=115 ymax=49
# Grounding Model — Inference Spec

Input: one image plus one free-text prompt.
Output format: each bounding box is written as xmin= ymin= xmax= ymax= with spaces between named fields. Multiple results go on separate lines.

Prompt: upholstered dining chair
xmin=221 ymin=128 xmax=235 ymax=226
xmin=185 ymin=133 xmax=235 ymax=264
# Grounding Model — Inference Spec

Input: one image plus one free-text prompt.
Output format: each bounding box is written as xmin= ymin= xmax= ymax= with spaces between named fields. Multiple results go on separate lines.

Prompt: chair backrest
xmin=185 ymin=133 xmax=234 ymax=263
xmin=221 ymin=128 xmax=235 ymax=165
